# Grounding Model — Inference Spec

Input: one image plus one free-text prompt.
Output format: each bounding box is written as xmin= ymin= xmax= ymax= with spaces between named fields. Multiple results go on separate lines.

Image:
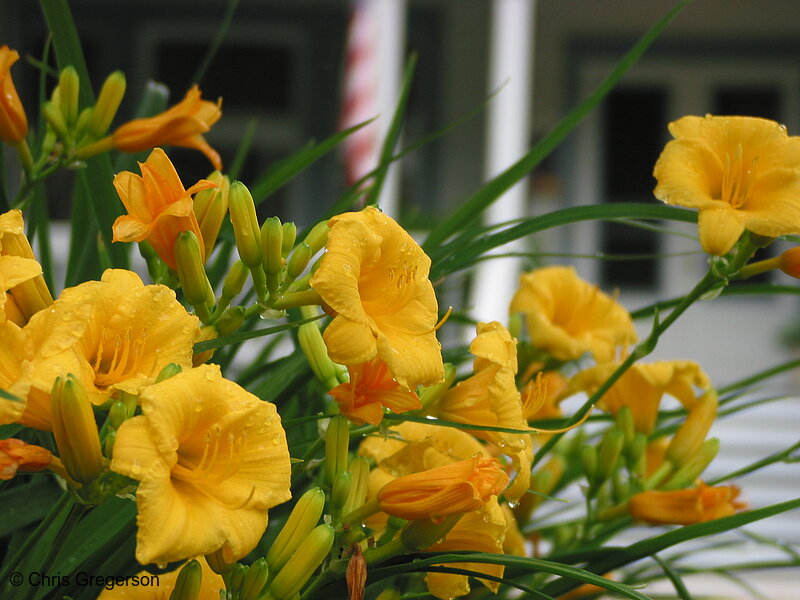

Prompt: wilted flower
xmin=0 ymin=438 xmax=54 ymax=479
xmin=112 ymin=148 xmax=216 ymax=270
xmin=110 ymin=364 xmax=292 ymax=565
xmin=112 ymin=85 xmax=222 ymax=170
xmin=0 ymin=46 xmax=28 ymax=144
xmin=310 ymin=207 xmax=444 ymax=390
xmin=628 ymin=482 xmax=746 ymax=525
xmin=510 ymin=266 xmax=637 ymax=362
xmin=654 ymin=115 xmax=800 ymax=255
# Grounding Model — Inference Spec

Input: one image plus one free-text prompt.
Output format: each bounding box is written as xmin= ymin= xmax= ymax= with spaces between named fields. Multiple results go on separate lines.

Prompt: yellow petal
xmin=697 ymin=206 xmax=746 ymax=255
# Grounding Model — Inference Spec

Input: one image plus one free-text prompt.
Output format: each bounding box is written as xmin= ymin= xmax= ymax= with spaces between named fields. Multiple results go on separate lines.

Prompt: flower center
xmin=172 ymin=424 xmax=248 ymax=485
xmin=92 ymin=327 xmax=150 ymax=388
xmin=721 ymin=144 xmax=758 ymax=209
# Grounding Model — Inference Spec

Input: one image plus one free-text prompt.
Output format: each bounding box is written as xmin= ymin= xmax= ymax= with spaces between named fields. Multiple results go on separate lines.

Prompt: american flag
xmin=339 ymin=0 xmax=381 ymax=189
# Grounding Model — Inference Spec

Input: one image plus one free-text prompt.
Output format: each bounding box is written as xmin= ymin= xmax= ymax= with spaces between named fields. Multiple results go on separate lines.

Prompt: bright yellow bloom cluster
xmin=654 ymin=115 xmax=800 ymax=255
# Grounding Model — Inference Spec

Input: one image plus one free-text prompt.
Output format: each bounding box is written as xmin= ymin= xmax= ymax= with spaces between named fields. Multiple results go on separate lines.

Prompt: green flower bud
xmin=103 ymin=429 xmax=116 ymax=459
xmin=228 ymin=181 xmax=262 ymax=269
xmin=666 ymin=390 xmax=718 ymax=468
xmin=302 ymin=220 xmax=329 ymax=255
xmin=281 ymin=222 xmax=297 ymax=258
xmin=261 ymin=216 xmax=284 ymax=295
xmin=662 ymin=437 xmax=721 ymax=490
xmin=222 ymin=260 xmax=249 ymax=303
xmin=108 ymin=400 xmax=128 ymax=429
xmin=174 ymin=231 xmax=214 ymax=321
xmin=51 ymin=375 xmax=104 ymax=484
xmin=42 ymin=101 xmax=69 ymax=140
xmin=297 ymin=322 xmax=340 ymax=390
xmin=240 ymin=557 xmax=269 ymax=600
xmin=156 ymin=363 xmax=183 ymax=382
xmin=193 ymin=171 xmax=229 ymax=260
xmin=286 ymin=243 xmax=312 ymax=282
xmin=86 ymin=70 xmax=126 ymax=138
xmin=266 ymin=487 xmax=325 ymax=573
xmin=400 ymin=514 xmax=462 ymax=552
xmin=168 ymin=559 xmax=202 ymax=600
xmin=57 ymin=66 xmax=80 ymax=127
xmin=204 ymin=546 xmax=236 ymax=574
xmin=616 ymin=405 xmax=635 ymax=446
xmin=596 ymin=429 xmax=625 ymax=485
xmin=268 ymin=524 xmax=334 ymax=600
xmin=325 ymin=415 xmax=350 ymax=487
xmin=581 ymin=444 xmax=598 ymax=487
xmin=330 ymin=470 xmax=352 ymax=524
xmin=343 ymin=456 xmax=370 ymax=516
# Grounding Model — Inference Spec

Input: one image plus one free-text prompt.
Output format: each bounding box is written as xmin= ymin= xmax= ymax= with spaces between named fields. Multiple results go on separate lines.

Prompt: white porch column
xmin=469 ymin=0 xmax=535 ymax=324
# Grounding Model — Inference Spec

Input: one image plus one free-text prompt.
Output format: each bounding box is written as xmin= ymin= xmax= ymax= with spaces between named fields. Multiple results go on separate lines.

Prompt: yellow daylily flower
xmin=566 ymin=360 xmax=710 ymax=434
xmin=328 ymin=357 xmax=421 ymax=425
xmin=97 ymin=557 xmax=225 ymax=600
xmin=433 ymin=321 xmax=532 ymax=501
xmin=112 ymin=85 xmax=223 ymax=170
xmin=628 ymin=482 xmax=746 ymax=525
xmin=0 ymin=209 xmax=53 ymax=324
xmin=112 ymin=148 xmax=216 ymax=270
xmin=510 ymin=266 xmax=637 ymax=363
xmin=310 ymin=206 xmax=444 ymax=390
xmin=0 ymin=46 xmax=28 ymax=144
xmin=21 ymin=269 xmax=200 ymax=423
xmin=110 ymin=364 xmax=292 ymax=565
xmin=0 ymin=320 xmax=30 ymax=426
xmin=654 ymin=115 xmax=800 ymax=255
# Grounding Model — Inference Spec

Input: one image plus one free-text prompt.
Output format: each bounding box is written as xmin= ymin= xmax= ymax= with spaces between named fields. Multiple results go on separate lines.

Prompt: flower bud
xmin=285 ymin=242 xmax=312 ymax=283
xmin=228 ymin=563 xmax=247 ymax=597
xmin=581 ymin=444 xmax=598 ymax=487
xmin=193 ymin=171 xmax=229 ymax=260
xmin=50 ymin=375 xmax=104 ymax=484
xmin=663 ymin=437 xmax=721 ymax=490
xmin=628 ymin=481 xmax=745 ymax=525
xmin=377 ymin=457 xmax=508 ymax=521
xmin=281 ymin=222 xmax=297 ymax=258
xmin=174 ymin=231 xmax=214 ymax=319
xmin=169 ymin=559 xmax=202 ymax=600
xmin=108 ymin=400 xmax=128 ymax=429
xmin=0 ymin=46 xmax=29 ymax=143
xmin=297 ymin=322 xmax=341 ymax=390
xmin=204 ymin=546 xmax=236 ymax=575
xmin=343 ymin=456 xmax=370 ymax=516
xmin=596 ymin=429 xmax=625 ymax=485
xmin=228 ymin=181 xmax=262 ymax=269
xmin=325 ymin=415 xmax=350 ymax=487
xmin=616 ymin=405 xmax=635 ymax=446
xmin=261 ymin=216 xmax=284 ymax=294
xmin=240 ymin=558 xmax=269 ymax=600
xmin=302 ymin=220 xmax=329 ymax=255
xmin=43 ymin=100 xmax=69 ymax=141
xmin=666 ymin=390 xmax=718 ymax=468
xmin=266 ymin=487 xmax=325 ymax=573
xmin=400 ymin=514 xmax=462 ymax=552
xmin=86 ymin=70 xmax=126 ymax=139
xmin=221 ymin=260 xmax=249 ymax=303
xmin=57 ymin=66 xmax=80 ymax=127
xmin=156 ymin=363 xmax=183 ymax=382
xmin=330 ymin=470 xmax=353 ymax=524
xmin=268 ymin=524 xmax=334 ymax=600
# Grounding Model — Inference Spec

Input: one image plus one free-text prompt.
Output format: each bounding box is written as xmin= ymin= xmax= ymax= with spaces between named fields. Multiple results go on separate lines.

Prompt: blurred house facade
xmin=2 ymin=0 xmax=799 ymax=560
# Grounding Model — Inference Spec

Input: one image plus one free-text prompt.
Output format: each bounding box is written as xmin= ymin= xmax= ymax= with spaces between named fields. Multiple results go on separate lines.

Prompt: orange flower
xmin=329 ymin=358 xmax=421 ymax=425
xmin=112 ymin=85 xmax=222 ymax=169
xmin=0 ymin=46 xmax=28 ymax=143
xmin=376 ymin=456 xmax=508 ymax=521
xmin=0 ymin=438 xmax=53 ymax=479
xmin=628 ymin=482 xmax=746 ymax=525
xmin=112 ymin=148 xmax=216 ymax=269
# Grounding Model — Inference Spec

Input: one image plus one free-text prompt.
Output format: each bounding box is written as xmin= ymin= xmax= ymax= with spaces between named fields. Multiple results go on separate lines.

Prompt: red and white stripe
xmin=340 ymin=0 xmax=381 ymax=188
